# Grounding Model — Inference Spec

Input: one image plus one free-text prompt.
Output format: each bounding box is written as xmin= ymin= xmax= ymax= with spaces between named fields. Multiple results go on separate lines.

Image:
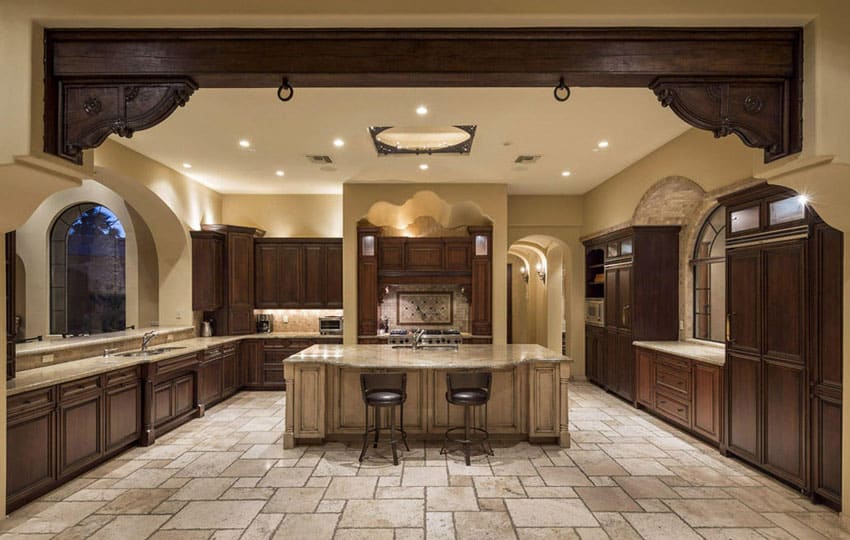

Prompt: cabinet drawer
xmin=655 ymin=364 xmax=690 ymax=397
xmin=59 ymin=376 xmax=102 ymax=402
xmin=656 ymin=353 xmax=691 ymax=372
xmin=286 ymin=340 xmax=313 ymax=350
xmin=155 ymin=353 xmax=200 ymax=378
xmin=8 ymin=387 xmax=55 ymax=417
xmin=105 ymin=367 xmax=140 ymax=387
xmin=655 ymin=390 xmax=690 ymax=426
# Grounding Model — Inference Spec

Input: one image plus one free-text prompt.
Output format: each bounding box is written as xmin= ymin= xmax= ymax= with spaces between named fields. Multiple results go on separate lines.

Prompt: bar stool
xmin=441 ymin=371 xmax=494 ymax=465
xmin=358 ymin=372 xmax=409 ymax=466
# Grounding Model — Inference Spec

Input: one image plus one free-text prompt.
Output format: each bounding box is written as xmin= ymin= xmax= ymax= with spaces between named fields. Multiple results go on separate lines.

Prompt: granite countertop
xmin=632 ymin=340 xmax=726 ymax=366
xmin=358 ymin=333 xmax=489 ymax=340
xmin=8 ymin=333 xmax=343 ymax=397
xmin=285 ymin=344 xmax=571 ymax=369
xmin=16 ymin=326 xmax=195 ymax=356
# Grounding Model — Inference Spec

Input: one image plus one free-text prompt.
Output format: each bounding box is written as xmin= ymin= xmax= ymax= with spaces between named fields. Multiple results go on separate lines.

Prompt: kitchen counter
xmin=282 ymin=344 xmax=572 ymax=449
xmin=8 ymin=333 xmax=343 ymax=396
xmin=286 ymin=344 xmax=569 ymax=369
xmin=16 ymin=326 xmax=195 ymax=356
xmin=632 ymin=340 xmax=725 ymax=366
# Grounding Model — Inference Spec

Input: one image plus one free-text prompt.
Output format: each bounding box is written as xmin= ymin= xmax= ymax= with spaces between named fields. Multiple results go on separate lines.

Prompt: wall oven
xmin=585 ymin=299 xmax=604 ymax=327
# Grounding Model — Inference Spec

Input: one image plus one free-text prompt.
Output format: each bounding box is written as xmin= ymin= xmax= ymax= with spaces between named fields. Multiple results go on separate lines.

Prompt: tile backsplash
xmin=252 ymin=309 xmax=344 ymax=333
xmin=378 ymin=284 xmax=470 ymax=332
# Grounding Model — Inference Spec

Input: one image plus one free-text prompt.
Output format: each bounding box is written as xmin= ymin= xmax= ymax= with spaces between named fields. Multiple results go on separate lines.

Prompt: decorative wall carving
xmin=650 ymin=78 xmax=799 ymax=163
xmin=58 ymin=79 xmax=198 ymax=164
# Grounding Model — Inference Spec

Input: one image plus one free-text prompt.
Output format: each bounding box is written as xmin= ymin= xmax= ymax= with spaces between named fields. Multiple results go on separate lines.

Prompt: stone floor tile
xmin=426 ymin=512 xmax=455 ymax=540
xmin=516 ymin=528 xmax=580 ymax=539
xmin=324 ymin=476 xmax=378 ymax=499
xmin=149 ymin=531 xmax=213 ymax=540
xmin=614 ymin=476 xmax=678 ymax=499
xmin=454 ymin=511 xmax=516 ymax=540
xmin=575 ymin=528 xmax=609 ymax=540
xmin=523 ymin=486 xmax=578 ymax=498
xmin=219 ymin=487 xmax=274 ymax=500
xmin=63 ymin=489 xmax=126 ymax=502
xmin=334 ymin=529 xmax=394 ymax=540
xmin=306 ymin=476 xmax=333 ymax=488
xmin=339 ymin=499 xmax=424 ymax=528
xmin=162 ymin=500 xmax=265 ymax=529
xmin=664 ymin=498 xmax=773 ymax=528
xmin=672 ymin=486 xmax=729 ymax=499
xmin=505 ymin=499 xmax=597 ymax=528
xmin=593 ymin=511 xmax=642 ymax=540
xmin=614 ymin=458 xmax=674 ymax=476
xmin=173 ymin=452 xmax=242 ymax=478
xmin=220 ymin=459 xmax=277 ymax=477
xmin=473 ymin=476 xmax=526 ymax=498
xmin=150 ymin=500 xmax=187 ymax=515
xmin=313 ymin=455 xmax=361 ymax=477
xmin=257 ymin=467 xmax=312 ymax=487
xmin=636 ymin=498 xmax=670 ymax=512
xmin=446 ymin=461 xmax=492 ymax=477
xmin=394 ymin=528 xmax=425 ymax=540
xmin=623 ymin=512 xmax=702 ymax=540
xmin=777 ymin=512 xmax=850 ymax=538
xmin=696 ymin=528 xmax=771 ymax=539
xmin=574 ymin=486 xmax=641 ymax=512
xmin=426 ymin=487 xmax=478 ymax=511
xmin=263 ymin=487 xmax=325 ymax=513
xmin=537 ymin=467 xmax=593 ymax=487
xmin=273 ymin=513 xmax=339 ymax=540
xmin=88 ymin=514 xmax=170 ymax=540
xmin=170 ymin=478 xmax=236 ymax=500
xmin=490 ymin=459 xmax=539 ymax=476
xmin=317 ymin=499 xmax=346 ymax=513
xmin=111 ymin=468 xmax=176 ymax=489
xmin=50 ymin=513 xmax=114 ymax=540
xmin=478 ymin=498 xmax=507 ymax=511
xmin=10 ymin=502 xmax=106 ymax=534
xmin=96 ymin=488 xmax=175 ymax=515
xmin=403 ymin=466 xmax=448 ymax=487
xmin=723 ymin=487 xmax=808 ymax=513
xmin=376 ymin=486 xmax=425 ymax=499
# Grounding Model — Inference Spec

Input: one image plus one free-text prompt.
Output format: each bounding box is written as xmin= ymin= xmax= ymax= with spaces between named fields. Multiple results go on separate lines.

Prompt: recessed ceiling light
xmin=561 ymin=170 xmax=571 ymax=177
xmin=239 ymin=139 xmax=251 ymax=148
xmin=597 ymin=140 xmax=609 ymax=148
xmin=419 ymin=163 xmax=429 ymax=171
xmin=275 ymin=170 xmax=285 ymax=177
xmin=333 ymin=138 xmax=345 ymax=148
xmin=416 ymin=105 xmax=428 ymax=116
xmin=182 ymin=162 xmax=192 ymax=169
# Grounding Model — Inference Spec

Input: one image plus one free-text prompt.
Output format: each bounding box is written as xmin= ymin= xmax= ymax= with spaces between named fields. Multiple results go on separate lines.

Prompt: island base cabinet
xmin=6 ymin=388 xmax=56 ymax=512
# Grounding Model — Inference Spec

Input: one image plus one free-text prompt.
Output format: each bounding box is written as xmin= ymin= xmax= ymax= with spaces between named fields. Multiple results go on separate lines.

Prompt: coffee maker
xmin=256 ymin=314 xmax=273 ymax=333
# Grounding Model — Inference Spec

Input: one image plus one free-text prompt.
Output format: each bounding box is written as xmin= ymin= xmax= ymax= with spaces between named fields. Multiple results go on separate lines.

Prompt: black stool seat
xmin=447 ymin=388 xmax=489 ymax=405
xmin=441 ymin=372 xmax=494 ymax=466
xmin=365 ymin=390 xmax=404 ymax=405
xmin=358 ymin=373 xmax=409 ymax=466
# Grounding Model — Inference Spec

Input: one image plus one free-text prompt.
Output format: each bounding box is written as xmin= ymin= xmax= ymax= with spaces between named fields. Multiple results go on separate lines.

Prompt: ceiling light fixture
xmin=535 ymin=262 xmax=547 ymax=284
xmin=416 ymin=105 xmax=428 ymax=116
xmin=182 ymin=163 xmax=192 ymax=169
xmin=419 ymin=163 xmax=429 ymax=171
xmin=561 ymin=170 xmax=571 ymax=177
xmin=333 ymin=138 xmax=345 ymax=148
xmin=597 ymin=140 xmax=609 ymax=149
xmin=275 ymin=170 xmax=285 ymax=177
xmin=239 ymin=139 xmax=251 ymax=148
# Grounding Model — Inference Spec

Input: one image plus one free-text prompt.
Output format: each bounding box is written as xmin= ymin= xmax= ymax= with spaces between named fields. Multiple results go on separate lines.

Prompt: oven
xmin=585 ymin=299 xmax=605 ymax=327
xmin=319 ymin=316 xmax=343 ymax=335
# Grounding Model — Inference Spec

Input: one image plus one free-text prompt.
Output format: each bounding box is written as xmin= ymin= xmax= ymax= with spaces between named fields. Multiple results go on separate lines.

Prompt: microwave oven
xmin=319 ymin=316 xmax=343 ymax=335
xmin=585 ymin=299 xmax=604 ymax=327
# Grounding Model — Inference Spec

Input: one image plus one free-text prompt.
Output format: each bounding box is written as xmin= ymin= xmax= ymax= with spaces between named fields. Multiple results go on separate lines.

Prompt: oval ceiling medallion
xmin=369 ymin=125 xmax=476 ymax=155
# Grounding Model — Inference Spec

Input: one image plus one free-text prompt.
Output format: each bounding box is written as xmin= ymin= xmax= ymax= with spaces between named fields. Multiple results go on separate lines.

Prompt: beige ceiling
xmin=115 ymin=87 xmax=689 ymax=195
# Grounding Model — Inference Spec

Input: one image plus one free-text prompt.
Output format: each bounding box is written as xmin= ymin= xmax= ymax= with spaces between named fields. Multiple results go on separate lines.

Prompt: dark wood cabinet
xmin=6 ymin=387 xmax=56 ymax=511
xmin=190 ymin=230 xmax=225 ymax=311
xmin=240 ymin=341 xmax=264 ymax=387
xmin=6 ymin=231 xmax=16 ymax=379
xmin=358 ymin=227 xmax=380 ymax=336
xmin=635 ymin=347 xmax=654 ymax=407
xmin=692 ymin=362 xmax=721 ymax=441
xmin=585 ymin=325 xmax=604 ymax=384
xmin=586 ymin=226 xmax=680 ymax=403
xmin=222 ymin=346 xmax=239 ymax=398
xmin=254 ymin=238 xmax=343 ymax=309
xmin=469 ymin=227 xmax=493 ymax=336
xmin=199 ymin=355 xmax=223 ymax=407
xmin=58 ymin=382 xmax=103 ymax=480
xmin=719 ymin=183 xmax=843 ymax=509
xmin=104 ymin=367 xmax=141 ymax=452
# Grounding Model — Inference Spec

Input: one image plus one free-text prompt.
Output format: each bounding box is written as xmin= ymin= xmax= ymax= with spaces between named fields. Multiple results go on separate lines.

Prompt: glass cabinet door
xmin=730 ymin=206 xmax=760 ymax=234
xmin=768 ymin=196 xmax=806 ymax=226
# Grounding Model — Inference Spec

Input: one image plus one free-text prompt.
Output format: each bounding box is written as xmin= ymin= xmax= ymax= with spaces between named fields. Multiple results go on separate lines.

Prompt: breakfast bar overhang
xmin=282 ymin=344 xmax=572 ymax=449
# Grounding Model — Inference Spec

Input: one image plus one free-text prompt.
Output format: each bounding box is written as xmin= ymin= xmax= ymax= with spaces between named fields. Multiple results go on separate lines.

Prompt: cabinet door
xmin=727 ymin=249 xmax=761 ymax=355
xmin=241 ymin=342 xmax=263 ymax=386
xmin=302 ymin=244 xmax=327 ymax=308
xmin=153 ymin=382 xmax=174 ymax=426
xmin=58 ymin=392 xmax=104 ymax=479
xmin=405 ymin=239 xmax=443 ymax=270
xmin=616 ymin=333 xmax=635 ymax=401
xmin=199 ymin=358 xmax=223 ymax=405
xmin=444 ymin=239 xmax=472 ymax=270
xmin=325 ymin=242 xmax=343 ymax=308
xmin=603 ymin=329 xmax=617 ymax=390
xmin=692 ymin=363 xmax=721 ymax=442
xmin=105 ymin=381 xmax=141 ymax=452
xmin=228 ymin=232 xmax=254 ymax=308
xmin=279 ymin=244 xmax=303 ymax=307
xmin=763 ymin=242 xmax=805 ymax=364
xmin=191 ymin=233 xmax=224 ymax=311
xmin=604 ymin=269 xmax=618 ymax=327
xmin=255 ymin=243 xmax=280 ymax=308
xmin=585 ymin=328 xmax=597 ymax=382
xmin=263 ymin=344 xmax=289 ymax=389
xmin=635 ymin=348 xmax=654 ymax=407
xmin=763 ymin=359 xmax=805 ymax=486
xmin=617 ymin=267 xmax=632 ymax=330
xmin=222 ymin=352 xmax=238 ymax=396
xmin=174 ymin=375 xmax=195 ymax=416
xmin=7 ymin=407 xmax=56 ymax=508
xmin=726 ymin=352 xmax=761 ymax=461
xmin=470 ymin=258 xmax=492 ymax=335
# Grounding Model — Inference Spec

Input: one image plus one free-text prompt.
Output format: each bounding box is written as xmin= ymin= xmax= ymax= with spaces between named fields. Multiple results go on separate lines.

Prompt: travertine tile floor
xmin=2 ymin=382 xmax=849 ymax=539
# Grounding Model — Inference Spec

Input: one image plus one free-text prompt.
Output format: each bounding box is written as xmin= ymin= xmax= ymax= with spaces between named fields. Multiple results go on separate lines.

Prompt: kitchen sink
xmin=118 ymin=346 xmax=186 ymax=358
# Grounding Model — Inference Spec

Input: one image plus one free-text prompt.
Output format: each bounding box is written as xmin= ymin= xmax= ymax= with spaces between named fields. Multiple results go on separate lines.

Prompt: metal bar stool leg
xmin=483 ymin=403 xmax=494 ymax=456
xmin=463 ymin=405 xmax=472 ymax=466
xmin=400 ymin=403 xmax=410 ymax=451
xmin=390 ymin=405 xmax=399 ymax=466
xmin=359 ymin=403 xmax=369 ymax=462
xmin=373 ymin=408 xmax=381 ymax=448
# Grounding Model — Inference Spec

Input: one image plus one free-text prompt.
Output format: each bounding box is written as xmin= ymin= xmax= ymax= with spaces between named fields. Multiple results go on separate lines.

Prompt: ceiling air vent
xmin=306 ymin=155 xmax=333 ymax=164
xmin=514 ymin=155 xmax=542 ymax=164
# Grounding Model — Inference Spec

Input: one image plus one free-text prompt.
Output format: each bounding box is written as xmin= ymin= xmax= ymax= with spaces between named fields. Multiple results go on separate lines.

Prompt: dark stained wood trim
xmin=43 ymin=27 xmax=803 ymax=163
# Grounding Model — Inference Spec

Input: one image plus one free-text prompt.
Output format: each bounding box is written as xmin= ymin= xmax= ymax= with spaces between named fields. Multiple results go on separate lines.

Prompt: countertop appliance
xmin=585 ymin=298 xmax=605 ymax=327
xmin=256 ymin=314 xmax=273 ymax=333
xmin=388 ymin=328 xmax=463 ymax=348
xmin=201 ymin=320 xmax=214 ymax=337
xmin=319 ymin=316 xmax=343 ymax=335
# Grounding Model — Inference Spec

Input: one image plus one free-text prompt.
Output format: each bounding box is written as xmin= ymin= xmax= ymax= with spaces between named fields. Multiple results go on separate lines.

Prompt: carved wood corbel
xmin=57 ymin=78 xmax=198 ymax=164
xmin=650 ymin=78 xmax=801 ymax=163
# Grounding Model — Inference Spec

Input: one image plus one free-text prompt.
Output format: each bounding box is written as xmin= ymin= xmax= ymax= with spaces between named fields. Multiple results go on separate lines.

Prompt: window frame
xmin=691 ymin=206 xmax=727 ymax=344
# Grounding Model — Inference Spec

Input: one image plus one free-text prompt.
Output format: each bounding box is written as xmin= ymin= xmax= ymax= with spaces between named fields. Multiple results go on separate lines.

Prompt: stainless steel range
xmin=387 ymin=328 xmax=463 ymax=349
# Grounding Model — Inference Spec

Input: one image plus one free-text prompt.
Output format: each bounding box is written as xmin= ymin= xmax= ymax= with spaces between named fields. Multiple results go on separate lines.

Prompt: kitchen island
xmin=282 ymin=344 xmax=572 ymax=449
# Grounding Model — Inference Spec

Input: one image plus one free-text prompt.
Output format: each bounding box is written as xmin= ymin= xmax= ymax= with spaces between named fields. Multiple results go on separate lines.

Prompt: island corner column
xmin=559 ymin=359 xmax=571 ymax=448
xmin=283 ymin=362 xmax=296 ymax=449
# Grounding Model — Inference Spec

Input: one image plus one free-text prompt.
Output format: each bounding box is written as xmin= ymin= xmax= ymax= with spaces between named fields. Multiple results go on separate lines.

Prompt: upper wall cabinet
xmin=254 ymin=239 xmax=343 ymax=309
xmin=377 ymin=237 xmax=473 ymax=273
xmin=191 ymin=231 xmax=225 ymax=311
xmin=725 ymin=184 xmax=810 ymax=239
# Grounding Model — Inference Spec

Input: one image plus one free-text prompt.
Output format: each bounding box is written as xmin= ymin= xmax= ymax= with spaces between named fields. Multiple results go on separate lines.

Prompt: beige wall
xmin=222 ymin=195 xmax=342 ymax=237
xmin=343 ymin=184 xmax=508 ymax=344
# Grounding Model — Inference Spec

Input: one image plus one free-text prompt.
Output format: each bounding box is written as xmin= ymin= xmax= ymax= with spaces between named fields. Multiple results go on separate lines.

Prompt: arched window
xmin=692 ymin=206 xmax=726 ymax=342
xmin=50 ymin=203 xmax=126 ymax=335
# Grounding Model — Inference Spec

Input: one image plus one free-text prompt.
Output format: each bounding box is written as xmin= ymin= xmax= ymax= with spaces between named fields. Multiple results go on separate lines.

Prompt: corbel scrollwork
xmin=58 ymin=78 xmax=198 ymax=164
xmin=650 ymin=78 xmax=800 ymax=163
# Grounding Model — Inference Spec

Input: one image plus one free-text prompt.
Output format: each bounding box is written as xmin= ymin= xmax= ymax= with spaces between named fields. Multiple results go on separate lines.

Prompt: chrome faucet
xmin=141 ymin=330 xmax=157 ymax=352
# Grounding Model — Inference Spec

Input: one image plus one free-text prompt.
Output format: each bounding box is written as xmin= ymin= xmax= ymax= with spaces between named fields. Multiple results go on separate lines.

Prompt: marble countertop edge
xmin=632 ymin=340 xmax=726 ymax=366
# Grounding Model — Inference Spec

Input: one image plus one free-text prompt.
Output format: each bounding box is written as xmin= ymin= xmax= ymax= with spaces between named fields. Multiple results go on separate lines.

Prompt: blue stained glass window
xmin=50 ymin=204 xmax=126 ymax=335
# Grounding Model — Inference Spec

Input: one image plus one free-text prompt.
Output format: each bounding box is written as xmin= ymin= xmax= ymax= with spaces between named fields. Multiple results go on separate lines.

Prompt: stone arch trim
xmin=632 ymin=175 xmax=706 ymax=226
